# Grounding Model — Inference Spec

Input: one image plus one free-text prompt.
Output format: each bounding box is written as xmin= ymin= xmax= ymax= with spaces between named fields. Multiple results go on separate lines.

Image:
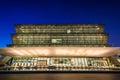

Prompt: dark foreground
xmin=0 ymin=73 xmax=120 ymax=80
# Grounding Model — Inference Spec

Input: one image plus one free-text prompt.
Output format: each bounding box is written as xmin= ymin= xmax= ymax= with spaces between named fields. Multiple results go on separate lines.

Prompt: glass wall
xmin=7 ymin=57 xmax=119 ymax=71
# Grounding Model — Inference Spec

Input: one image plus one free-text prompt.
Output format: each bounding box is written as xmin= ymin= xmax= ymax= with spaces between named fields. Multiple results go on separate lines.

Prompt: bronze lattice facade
xmin=8 ymin=24 xmax=111 ymax=47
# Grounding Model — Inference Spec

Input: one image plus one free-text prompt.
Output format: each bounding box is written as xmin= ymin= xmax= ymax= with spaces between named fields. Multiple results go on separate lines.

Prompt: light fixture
xmin=67 ymin=29 xmax=71 ymax=33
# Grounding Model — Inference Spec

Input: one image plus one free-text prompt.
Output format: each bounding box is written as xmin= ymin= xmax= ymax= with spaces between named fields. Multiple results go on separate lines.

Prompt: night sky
xmin=0 ymin=0 xmax=120 ymax=47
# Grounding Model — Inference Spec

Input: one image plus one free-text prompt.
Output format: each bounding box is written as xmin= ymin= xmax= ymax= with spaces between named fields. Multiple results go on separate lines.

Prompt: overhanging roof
xmin=0 ymin=47 xmax=120 ymax=57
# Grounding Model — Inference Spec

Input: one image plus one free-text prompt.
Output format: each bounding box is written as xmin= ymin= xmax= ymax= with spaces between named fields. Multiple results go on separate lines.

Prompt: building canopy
xmin=0 ymin=47 xmax=120 ymax=57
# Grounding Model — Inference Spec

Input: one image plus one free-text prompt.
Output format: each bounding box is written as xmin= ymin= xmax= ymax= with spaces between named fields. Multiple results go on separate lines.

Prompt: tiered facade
xmin=8 ymin=24 xmax=110 ymax=47
xmin=4 ymin=24 xmax=120 ymax=72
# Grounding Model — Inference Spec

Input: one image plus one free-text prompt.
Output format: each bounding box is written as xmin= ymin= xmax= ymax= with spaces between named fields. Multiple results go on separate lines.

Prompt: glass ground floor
xmin=2 ymin=57 xmax=119 ymax=71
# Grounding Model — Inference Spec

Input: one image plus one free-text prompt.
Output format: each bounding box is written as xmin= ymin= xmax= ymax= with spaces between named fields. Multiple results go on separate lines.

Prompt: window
xmin=0 ymin=54 xmax=4 ymax=60
xmin=51 ymin=39 xmax=62 ymax=44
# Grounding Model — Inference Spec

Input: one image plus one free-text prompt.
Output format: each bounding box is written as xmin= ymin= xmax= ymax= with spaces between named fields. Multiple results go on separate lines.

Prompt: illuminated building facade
xmin=9 ymin=24 xmax=110 ymax=47
xmin=0 ymin=24 xmax=120 ymax=72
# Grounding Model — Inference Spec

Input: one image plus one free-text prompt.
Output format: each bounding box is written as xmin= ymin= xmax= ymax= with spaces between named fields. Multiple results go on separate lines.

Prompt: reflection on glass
xmin=4 ymin=57 xmax=119 ymax=71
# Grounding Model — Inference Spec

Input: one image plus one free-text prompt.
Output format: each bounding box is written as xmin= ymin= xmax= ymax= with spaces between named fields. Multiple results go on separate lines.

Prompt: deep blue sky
xmin=0 ymin=0 xmax=120 ymax=47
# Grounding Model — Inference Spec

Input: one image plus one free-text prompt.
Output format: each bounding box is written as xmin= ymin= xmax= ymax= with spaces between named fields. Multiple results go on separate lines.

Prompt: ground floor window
xmin=5 ymin=57 xmax=119 ymax=71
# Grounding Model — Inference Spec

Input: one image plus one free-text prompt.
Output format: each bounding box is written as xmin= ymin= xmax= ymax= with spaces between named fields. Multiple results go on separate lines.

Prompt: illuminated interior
xmin=8 ymin=57 xmax=116 ymax=71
